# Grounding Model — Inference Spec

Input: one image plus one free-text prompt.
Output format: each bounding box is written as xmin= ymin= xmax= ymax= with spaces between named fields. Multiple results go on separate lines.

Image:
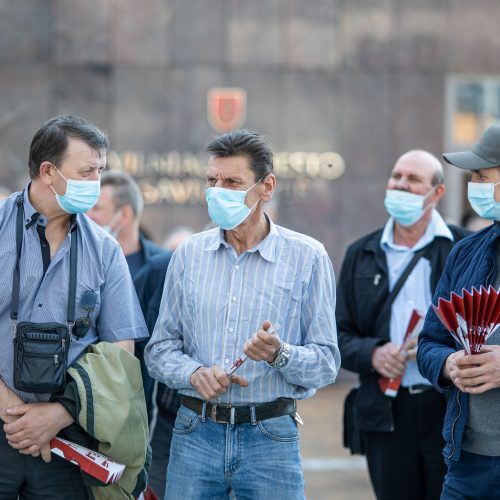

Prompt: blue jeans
xmin=165 ymin=404 xmax=305 ymax=500
xmin=442 ymin=450 xmax=500 ymax=500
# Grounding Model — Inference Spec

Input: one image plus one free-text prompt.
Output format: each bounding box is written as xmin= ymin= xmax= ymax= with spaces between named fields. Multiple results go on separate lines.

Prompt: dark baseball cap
xmin=443 ymin=124 xmax=500 ymax=170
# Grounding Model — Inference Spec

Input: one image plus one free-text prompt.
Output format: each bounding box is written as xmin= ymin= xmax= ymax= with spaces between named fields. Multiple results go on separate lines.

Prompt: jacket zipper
xmin=447 ymin=390 xmax=461 ymax=459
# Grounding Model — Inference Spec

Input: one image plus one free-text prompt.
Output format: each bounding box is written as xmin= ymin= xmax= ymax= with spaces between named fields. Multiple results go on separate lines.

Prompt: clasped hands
xmin=372 ymin=337 xmax=418 ymax=379
xmin=2 ymin=401 xmax=73 ymax=463
xmin=444 ymin=345 xmax=500 ymax=394
xmin=190 ymin=320 xmax=282 ymax=401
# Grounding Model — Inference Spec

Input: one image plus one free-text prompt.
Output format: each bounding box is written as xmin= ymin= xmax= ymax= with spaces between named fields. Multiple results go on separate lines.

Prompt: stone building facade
xmin=1 ymin=0 xmax=499 ymax=267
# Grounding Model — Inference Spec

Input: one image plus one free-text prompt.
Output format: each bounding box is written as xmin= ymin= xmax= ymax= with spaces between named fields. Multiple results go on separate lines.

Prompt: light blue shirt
xmin=145 ymin=218 xmax=340 ymax=404
xmin=381 ymin=209 xmax=453 ymax=387
xmin=0 ymin=187 xmax=148 ymax=402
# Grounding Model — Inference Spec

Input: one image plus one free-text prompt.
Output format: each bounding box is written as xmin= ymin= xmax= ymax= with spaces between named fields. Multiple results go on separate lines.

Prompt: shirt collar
xmin=204 ymin=213 xmax=278 ymax=262
xmin=381 ymin=209 xmax=453 ymax=252
xmin=23 ymin=182 xmax=77 ymax=230
xmin=23 ymin=183 xmax=46 ymax=228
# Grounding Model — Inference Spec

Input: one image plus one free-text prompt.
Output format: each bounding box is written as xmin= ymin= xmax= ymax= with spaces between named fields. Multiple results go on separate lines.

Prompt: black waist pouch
xmin=13 ymin=322 xmax=70 ymax=393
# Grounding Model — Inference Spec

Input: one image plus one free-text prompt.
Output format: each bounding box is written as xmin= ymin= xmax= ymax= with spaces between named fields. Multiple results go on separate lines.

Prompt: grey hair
xmin=100 ymin=170 xmax=144 ymax=218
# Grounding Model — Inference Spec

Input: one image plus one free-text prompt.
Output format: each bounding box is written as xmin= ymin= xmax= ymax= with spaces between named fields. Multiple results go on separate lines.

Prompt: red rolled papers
xmin=50 ymin=437 xmax=125 ymax=484
xmin=379 ymin=309 xmax=424 ymax=397
xmin=432 ymin=285 xmax=500 ymax=354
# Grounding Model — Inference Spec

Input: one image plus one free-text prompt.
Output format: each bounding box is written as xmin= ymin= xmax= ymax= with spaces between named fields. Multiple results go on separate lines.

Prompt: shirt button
xmin=232 ymin=296 xmax=237 ymax=301
xmin=225 ymin=359 xmax=230 ymax=364
xmin=38 ymin=303 xmax=42 ymax=308
xmin=229 ymin=327 xmax=234 ymax=332
xmin=235 ymin=265 xmax=240 ymax=270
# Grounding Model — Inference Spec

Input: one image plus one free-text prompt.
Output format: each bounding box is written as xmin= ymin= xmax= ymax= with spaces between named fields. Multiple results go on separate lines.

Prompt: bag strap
xmin=10 ymin=194 xmax=24 ymax=323
xmin=374 ymin=244 xmax=429 ymax=334
xmin=67 ymin=224 xmax=78 ymax=324
xmin=10 ymin=194 xmax=78 ymax=327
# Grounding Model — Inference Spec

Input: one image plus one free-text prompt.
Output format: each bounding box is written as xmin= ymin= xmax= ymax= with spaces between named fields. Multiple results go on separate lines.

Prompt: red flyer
xmin=50 ymin=437 xmax=125 ymax=484
xmin=378 ymin=309 xmax=424 ymax=398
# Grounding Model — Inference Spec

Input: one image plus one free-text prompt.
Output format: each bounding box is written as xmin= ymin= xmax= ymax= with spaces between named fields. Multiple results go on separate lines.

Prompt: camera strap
xmin=10 ymin=192 xmax=78 ymax=332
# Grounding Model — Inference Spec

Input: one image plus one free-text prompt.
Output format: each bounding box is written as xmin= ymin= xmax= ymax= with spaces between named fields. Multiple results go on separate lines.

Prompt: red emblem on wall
xmin=207 ymin=87 xmax=247 ymax=133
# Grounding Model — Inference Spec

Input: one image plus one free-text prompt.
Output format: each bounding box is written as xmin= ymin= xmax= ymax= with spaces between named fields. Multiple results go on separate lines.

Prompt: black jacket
xmin=337 ymin=223 xmax=469 ymax=432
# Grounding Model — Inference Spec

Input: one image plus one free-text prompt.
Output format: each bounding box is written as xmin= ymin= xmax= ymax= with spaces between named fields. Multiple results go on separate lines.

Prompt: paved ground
xmin=297 ymin=373 xmax=375 ymax=500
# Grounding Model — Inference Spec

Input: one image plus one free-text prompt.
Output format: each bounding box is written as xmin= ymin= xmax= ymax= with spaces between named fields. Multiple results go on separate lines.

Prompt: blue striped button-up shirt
xmin=0 ymin=188 xmax=148 ymax=402
xmin=145 ymin=219 xmax=340 ymax=404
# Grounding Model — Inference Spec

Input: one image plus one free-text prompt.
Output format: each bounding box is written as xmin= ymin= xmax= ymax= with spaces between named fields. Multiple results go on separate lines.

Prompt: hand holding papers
xmin=378 ymin=310 xmax=424 ymax=397
xmin=432 ymin=285 xmax=500 ymax=354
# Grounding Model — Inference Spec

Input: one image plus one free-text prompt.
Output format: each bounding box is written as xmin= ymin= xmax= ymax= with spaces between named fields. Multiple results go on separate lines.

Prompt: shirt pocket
xmin=354 ymin=273 xmax=384 ymax=297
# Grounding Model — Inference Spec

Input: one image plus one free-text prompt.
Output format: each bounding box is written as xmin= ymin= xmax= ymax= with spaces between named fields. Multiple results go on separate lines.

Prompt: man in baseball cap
xmin=444 ymin=124 xmax=500 ymax=170
xmin=418 ymin=123 xmax=500 ymax=498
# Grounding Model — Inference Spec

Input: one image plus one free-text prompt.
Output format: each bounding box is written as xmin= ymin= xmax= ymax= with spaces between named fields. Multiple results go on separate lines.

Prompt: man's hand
xmin=4 ymin=402 xmax=74 ymax=462
xmin=445 ymin=345 xmax=500 ymax=394
xmin=372 ymin=342 xmax=407 ymax=378
xmin=403 ymin=337 xmax=418 ymax=361
xmin=244 ymin=320 xmax=282 ymax=363
xmin=189 ymin=366 xmax=249 ymax=401
xmin=0 ymin=379 xmax=24 ymax=424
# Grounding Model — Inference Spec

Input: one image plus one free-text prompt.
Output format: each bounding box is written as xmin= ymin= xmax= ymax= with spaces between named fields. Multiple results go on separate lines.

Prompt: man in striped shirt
xmin=0 ymin=116 xmax=148 ymax=499
xmin=145 ymin=129 xmax=340 ymax=499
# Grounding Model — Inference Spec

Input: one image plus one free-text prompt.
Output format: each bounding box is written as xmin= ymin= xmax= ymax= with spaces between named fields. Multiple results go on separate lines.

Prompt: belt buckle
xmin=408 ymin=385 xmax=424 ymax=395
xmin=211 ymin=404 xmax=236 ymax=424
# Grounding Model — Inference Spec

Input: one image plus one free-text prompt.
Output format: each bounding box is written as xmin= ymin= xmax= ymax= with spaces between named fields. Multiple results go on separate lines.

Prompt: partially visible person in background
xmin=163 ymin=226 xmax=195 ymax=251
xmin=134 ymin=250 xmax=176 ymax=499
xmin=87 ymin=170 xmax=166 ymax=421
xmin=136 ymin=224 xmax=198 ymax=497
xmin=87 ymin=170 xmax=164 ymax=279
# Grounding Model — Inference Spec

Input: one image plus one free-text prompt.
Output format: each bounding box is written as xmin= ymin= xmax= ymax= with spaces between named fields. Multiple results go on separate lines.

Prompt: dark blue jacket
xmin=417 ymin=222 xmax=500 ymax=461
xmin=134 ymin=251 xmax=173 ymax=334
xmin=133 ymin=251 xmax=181 ymax=417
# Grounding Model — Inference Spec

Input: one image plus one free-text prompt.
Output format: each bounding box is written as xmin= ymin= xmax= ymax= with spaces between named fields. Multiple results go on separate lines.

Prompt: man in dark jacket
xmin=87 ymin=169 xmax=166 ymax=421
xmin=134 ymin=251 xmax=180 ymax=498
xmin=418 ymin=124 xmax=500 ymax=500
xmin=337 ymin=150 xmax=469 ymax=500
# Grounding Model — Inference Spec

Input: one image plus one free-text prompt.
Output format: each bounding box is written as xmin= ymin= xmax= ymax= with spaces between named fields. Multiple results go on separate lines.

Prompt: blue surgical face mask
xmin=102 ymin=210 xmax=123 ymax=239
xmin=468 ymin=181 xmax=500 ymax=220
xmin=384 ymin=187 xmax=435 ymax=227
xmin=51 ymin=167 xmax=100 ymax=214
xmin=206 ymin=179 xmax=262 ymax=230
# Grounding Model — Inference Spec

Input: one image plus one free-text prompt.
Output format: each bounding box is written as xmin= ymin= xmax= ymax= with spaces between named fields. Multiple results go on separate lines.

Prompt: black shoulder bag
xmin=343 ymin=244 xmax=429 ymax=455
xmin=11 ymin=194 xmax=78 ymax=393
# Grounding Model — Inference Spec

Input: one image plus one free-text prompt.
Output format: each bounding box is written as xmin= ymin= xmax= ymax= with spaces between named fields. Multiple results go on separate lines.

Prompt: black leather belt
xmin=402 ymin=384 xmax=434 ymax=395
xmin=181 ymin=396 xmax=296 ymax=424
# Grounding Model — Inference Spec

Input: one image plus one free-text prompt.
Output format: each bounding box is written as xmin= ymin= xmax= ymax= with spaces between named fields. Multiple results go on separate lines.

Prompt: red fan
xmin=432 ymin=286 xmax=500 ymax=354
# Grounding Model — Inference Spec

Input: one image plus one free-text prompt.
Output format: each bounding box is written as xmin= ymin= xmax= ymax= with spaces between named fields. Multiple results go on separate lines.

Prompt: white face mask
xmin=384 ymin=186 xmax=436 ymax=227
xmin=468 ymin=181 xmax=500 ymax=220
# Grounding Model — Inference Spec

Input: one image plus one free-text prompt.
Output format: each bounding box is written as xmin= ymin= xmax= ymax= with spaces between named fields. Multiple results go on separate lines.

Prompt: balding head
xmin=395 ymin=150 xmax=444 ymax=187
xmin=386 ymin=149 xmax=446 ymax=219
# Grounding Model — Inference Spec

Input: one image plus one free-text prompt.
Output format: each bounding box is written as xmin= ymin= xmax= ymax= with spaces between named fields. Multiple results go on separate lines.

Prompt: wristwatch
xmin=267 ymin=343 xmax=291 ymax=370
